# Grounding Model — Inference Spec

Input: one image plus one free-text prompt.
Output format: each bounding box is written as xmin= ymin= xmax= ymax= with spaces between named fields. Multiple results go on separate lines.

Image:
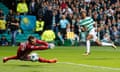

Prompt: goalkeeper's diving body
xmin=3 ymin=36 xmax=57 ymax=63
xmin=79 ymin=10 xmax=117 ymax=56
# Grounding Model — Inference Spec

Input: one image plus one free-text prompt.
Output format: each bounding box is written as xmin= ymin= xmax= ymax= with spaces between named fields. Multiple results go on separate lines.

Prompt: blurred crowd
xmin=0 ymin=0 xmax=120 ymax=46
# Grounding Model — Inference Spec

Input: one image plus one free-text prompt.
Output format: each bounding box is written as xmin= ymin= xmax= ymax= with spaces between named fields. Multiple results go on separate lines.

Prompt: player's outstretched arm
xmin=30 ymin=43 xmax=55 ymax=50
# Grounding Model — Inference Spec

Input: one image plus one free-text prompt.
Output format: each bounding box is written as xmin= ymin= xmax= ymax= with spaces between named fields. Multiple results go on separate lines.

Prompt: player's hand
xmin=81 ymin=27 xmax=87 ymax=32
xmin=48 ymin=43 xmax=55 ymax=49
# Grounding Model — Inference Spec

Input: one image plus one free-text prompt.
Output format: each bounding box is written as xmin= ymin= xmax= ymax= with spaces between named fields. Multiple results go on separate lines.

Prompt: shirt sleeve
xmin=36 ymin=39 xmax=49 ymax=46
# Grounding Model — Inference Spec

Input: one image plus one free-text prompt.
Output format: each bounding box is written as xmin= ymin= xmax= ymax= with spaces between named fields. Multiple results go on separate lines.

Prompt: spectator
xmin=29 ymin=0 xmax=36 ymax=15
xmin=0 ymin=9 xmax=4 ymax=20
xmin=43 ymin=5 xmax=53 ymax=30
xmin=0 ymin=20 xmax=6 ymax=34
xmin=101 ymin=33 xmax=113 ymax=43
xmin=117 ymin=18 xmax=120 ymax=31
xmin=1 ymin=0 xmax=17 ymax=11
xmin=35 ymin=16 xmax=45 ymax=35
xmin=51 ymin=10 xmax=59 ymax=36
xmin=111 ymin=26 xmax=120 ymax=42
xmin=60 ymin=0 xmax=67 ymax=10
xmin=62 ymin=5 xmax=73 ymax=15
xmin=41 ymin=30 xmax=56 ymax=43
xmin=0 ymin=35 xmax=9 ymax=46
xmin=7 ymin=16 xmax=20 ymax=46
xmin=17 ymin=0 xmax=28 ymax=15
xmin=6 ymin=9 xmax=15 ymax=22
xmin=6 ymin=9 xmax=15 ymax=31
xmin=36 ymin=0 xmax=45 ymax=18
xmin=0 ymin=9 xmax=6 ymax=34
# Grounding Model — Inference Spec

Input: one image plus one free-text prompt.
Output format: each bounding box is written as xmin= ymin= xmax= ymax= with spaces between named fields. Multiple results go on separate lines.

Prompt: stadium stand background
xmin=0 ymin=0 xmax=120 ymax=46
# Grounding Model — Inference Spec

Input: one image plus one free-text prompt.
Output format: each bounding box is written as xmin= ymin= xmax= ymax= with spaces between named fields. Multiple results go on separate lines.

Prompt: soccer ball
xmin=30 ymin=53 xmax=39 ymax=62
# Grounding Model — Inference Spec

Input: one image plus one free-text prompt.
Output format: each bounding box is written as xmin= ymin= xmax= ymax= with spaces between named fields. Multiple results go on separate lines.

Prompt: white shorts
xmin=88 ymin=28 xmax=97 ymax=41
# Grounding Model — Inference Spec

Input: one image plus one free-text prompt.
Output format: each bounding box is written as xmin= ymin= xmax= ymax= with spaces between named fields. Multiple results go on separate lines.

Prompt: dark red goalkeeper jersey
xmin=17 ymin=39 xmax=49 ymax=59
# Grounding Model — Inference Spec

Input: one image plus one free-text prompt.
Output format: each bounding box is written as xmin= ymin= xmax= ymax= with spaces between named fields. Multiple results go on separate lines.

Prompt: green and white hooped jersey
xmin=79 ymin=17 xmax=95 ymax=32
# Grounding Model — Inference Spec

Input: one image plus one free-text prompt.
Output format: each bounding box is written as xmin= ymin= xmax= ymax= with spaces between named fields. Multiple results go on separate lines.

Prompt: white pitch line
xmin=57 ymin=62 xmax=120 ymax=71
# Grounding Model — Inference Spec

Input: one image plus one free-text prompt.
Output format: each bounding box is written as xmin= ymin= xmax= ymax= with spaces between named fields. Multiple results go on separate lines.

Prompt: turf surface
xmin=0 ymin=46 xmax=120 ymax=72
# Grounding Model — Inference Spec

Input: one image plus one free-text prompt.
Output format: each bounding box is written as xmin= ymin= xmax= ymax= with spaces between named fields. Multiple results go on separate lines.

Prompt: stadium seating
xmin=0 ymin=30 xmax=40 ymax=45
xmin=0 ymin=2 xmax=9 ymax=15
xmin=16 ymin=30 xmax=40 ymax=43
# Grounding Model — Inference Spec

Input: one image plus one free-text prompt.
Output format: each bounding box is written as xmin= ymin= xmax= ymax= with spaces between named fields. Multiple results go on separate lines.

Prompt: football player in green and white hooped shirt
xmin=79 ymin=10 xmax=117 ymax=56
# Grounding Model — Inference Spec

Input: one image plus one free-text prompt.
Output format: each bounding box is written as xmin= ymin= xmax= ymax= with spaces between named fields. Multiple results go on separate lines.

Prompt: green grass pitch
xmin=0 ymin=46 xmax=120 ymax=72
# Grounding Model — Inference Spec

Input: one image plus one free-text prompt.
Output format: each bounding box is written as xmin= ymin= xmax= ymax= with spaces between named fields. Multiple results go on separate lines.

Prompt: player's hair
xmin=28 ymin=36 xmax=35 ymax=42
xmin=80 ymin=9 xmax=86 ymax=15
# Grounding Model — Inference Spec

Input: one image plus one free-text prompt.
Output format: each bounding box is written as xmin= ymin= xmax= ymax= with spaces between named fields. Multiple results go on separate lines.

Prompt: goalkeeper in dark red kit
xmin=3 ymin=36 xmax=57 ymax=63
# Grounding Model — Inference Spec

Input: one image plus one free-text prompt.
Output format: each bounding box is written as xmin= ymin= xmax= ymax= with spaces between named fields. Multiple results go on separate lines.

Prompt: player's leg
xmin=58 ymin=32 xmax=64 ymax=44
xmin=3 ymin=55 xmax=18 ymax=63
xmin=95 ymin=39 xmax=117 ymax=49
xmin=3 ymin=54 xmax=30 ymax=63
xmin=82 ymin=34 xmax=93 ymax=56
xmin=91 ymin=28 xmax=117 ymax=49
xmin=38 ymin=57 xmax=57 ymax=63
xmin=28 ymin=53 xmax=57 ymax=63
xmin=3 ymin=46 xmax=28 ymax=63
xmin=83 ymin=28 xmax=96 ymax=56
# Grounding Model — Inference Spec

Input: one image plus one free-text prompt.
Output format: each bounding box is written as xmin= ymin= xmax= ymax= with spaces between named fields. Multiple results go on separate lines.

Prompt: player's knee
xmin=87 ymin=35 xmax=93 ymax=40
xmin=95 ymin=41 xmax=102 ymax=46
